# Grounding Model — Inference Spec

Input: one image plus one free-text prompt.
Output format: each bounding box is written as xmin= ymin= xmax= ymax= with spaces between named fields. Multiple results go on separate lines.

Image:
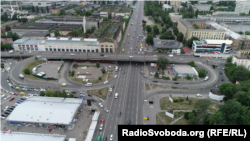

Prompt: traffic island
xmin=145 ymin=83 xmax=150 ymax=90
xmin=86 ymin=87 xmax=109 ymax=100
xmin=69 ymin=63 xmax=114 ymax=84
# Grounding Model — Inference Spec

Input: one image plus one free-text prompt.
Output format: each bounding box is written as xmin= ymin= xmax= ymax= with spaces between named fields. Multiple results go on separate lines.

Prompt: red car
xmin=100 ymin=119 xmax=104 ymax=124
xmin=9 ymin=97 xmax=15 ymax=102
xmin=14 ymin=93 xmax=19 ymax=95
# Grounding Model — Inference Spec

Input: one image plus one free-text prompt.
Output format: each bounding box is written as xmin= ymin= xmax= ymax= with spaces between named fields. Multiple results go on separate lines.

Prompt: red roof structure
xmin=182 ymin=47 xmax=191 ymax=54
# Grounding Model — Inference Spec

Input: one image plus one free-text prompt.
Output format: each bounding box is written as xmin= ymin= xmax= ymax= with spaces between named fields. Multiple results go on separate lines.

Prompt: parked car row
xmin=0 ymin=97 xmax=26 ymax=119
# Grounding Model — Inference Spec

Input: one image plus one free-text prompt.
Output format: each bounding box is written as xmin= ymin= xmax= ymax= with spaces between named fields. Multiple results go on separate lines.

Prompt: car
xmin=61 ymin=83 xmax=66 ymax=86
xmin=196 ymin=94 xmax=202 ymax=97
xmin=1 ymin=116 xmax=6 ymax=120
xmin=1 ymin=114 xmax=8 ymax=117
xmin=79 ymin=91 xmax=84 ymax=94
xmin=91 ymin=99 xmax=97 ymax=102
xmin=4 ymin=111 xmax=11 ymax=114
xmin=33 ymin=94 xmax=39 ymax=96
xmin=5 ymin=106 xmax=9 ymax=109
xmin=79 ymin=97 xmax=85 ymax=100
xmin=110 ymin=134 xmax=113 ymax=141
xmin=153 ymin=55 xmax=157 ymax=57
xmin=104 ymin=108 xmax=109 ymax=113
xmin=144 ymin=75 xmax=147 ymax=78
xmin=104 ymin=55 xmax=108 ymax=57
xmin=9 ymin=97 xmax=15 ymax=102
xmin=127 ymin=119 xmax=131 ymax=125
xmin=122 ymin=71 xmax=125 ymax=74
xmin=180 ymin=58 xmax=183 ymax=60
xmin=98 ymin=103 xmax=103 ymax=108
xmin=141 ymin=71 xmax=143 ymax=74
xmin=100 ymin=98 xmax=104 ymax=102
xmin=71 ymin=91 xmax=77 ymax=94
xmin=104 ymin=81 xmax=108 ymax=84
xmin=103 ymin=136 xmax=107 ymax=141
xmin=204 ymin=76 xmax=209 ymax=81
xmin=118 ymin=111 xmax=121 ymax=117
xmin=88 ymin=94 xmax=92 ymax=97
xmin=80 ymin=94 xmax=85 ymax=97
xmin=221 ymin=78 xmax=224 ymax=81
xmin=65 ymin=90 xmax=70 ymax=93
xmin=112 ymin=85 xmax=114 ymax=89
xmin=129 ymin=56 xmax=133 ymax=59
xmin=119 ymin=68 xmax=121 ymax=71
xmin=109 ymin=88 xmax=112 ymax=92
xmin=222 ymin=68 xmax=225 ymax=70
xmin=216 ymin=85 xmax=220 ymax=88
xmin=174 ymin=82 xmax=179 ymax=84
xmin=114 ymin=75 xmax=117 ymax=78
xmin=70 ymin=54 xmax=74 ymax=56
xmin=7 ymin=80 xmax=9 ymax=83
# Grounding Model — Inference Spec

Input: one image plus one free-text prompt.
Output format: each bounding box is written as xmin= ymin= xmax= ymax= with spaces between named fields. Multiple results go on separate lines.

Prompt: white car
xmin=1 ymin=116 xmax=6 ymax=120
xmin=204 ymin=76 xmax=209 ymax=81
xmin=70 ymin=54 xmax=74 ymax=56
xmin=104 ymin=81 xmax=108 ymax=84
xmin=129 ymin=56 xmax=133 ymax=59
xmin=104 ymin=55 xmax=108 ymax=57
xmin=110 ymin=134 xmax=113 ymax=140
xmin=114 ymin=75 xmax=117 ymax=78
xmin=104 ymin=108 xmax=109 ymax=113
xmin=153 ymin=55 xmax=157 ymax=57
xmin=180 ymin=58 xmax=183 ymax=60
xmin=27 ymin=94 xmax=33 ymax=96
xmin=80 ymin=94 xmax=85 ymax=97
xmin=98 ymin=103 xmax=103 ymax=108
xmin=109 ymin=88 xmax=112 ymax=92
xmin=100 ymin=98 xmax=104 ymax=102
xmin=196 ymin=94 xmax=202 ymax=97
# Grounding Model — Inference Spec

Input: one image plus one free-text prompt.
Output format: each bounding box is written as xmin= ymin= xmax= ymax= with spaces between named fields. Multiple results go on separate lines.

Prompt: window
xmin=92 ymin=50 xmax=94 ymax=52
xmin=70 ymin=49 xmax=73 ymax=52
xmin=31 ymin=47 xmax=34 ymax=50
xmin=62 ymin=49 xmax=65 ymax=51
xmin=96 ymin=49 xmax=99 ymax=52
xmin=79 ymin=49 xmax=81 ymax=52
xmin=54 ymin=49 xmax=56 ymax=51
xmin=74 ymin=49 xmax=77 ymax=52
xmin=38 ymin=3 xmax=41 ymax=5
xmin=66 ymin=49 xmax=69 ymax=52
xmin=35 ymin=48 xmax=38 ymax=51
xmin=58 ymin=49 xmax=61 ymax=51
xmin=83 ymin=50 xmax=86 ymax=52
xmin=101 ymin=48 xmax=104 ymax=53
xmin=27 ymin=47 xmax=30 ymax=50
xmin=87 ymin=50 xmax=90 ymax=52
xmin=105 ymin=48 xmax=108 ymax=53
xmin=110 ymin=48 xmax=113 ymax=53
xmin=45 ymin=48 xmax=48 ymax=51
xmin=19 ymin=47 xmax=22 ymax=50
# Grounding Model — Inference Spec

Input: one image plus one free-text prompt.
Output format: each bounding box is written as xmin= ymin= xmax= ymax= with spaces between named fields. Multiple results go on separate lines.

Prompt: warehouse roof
xmin=1 ymin=132 xmax=67 ymax=141
xmin=153 ymin=38 xmax=180 ymax=49
xmin=173 ymin=65 xmax=197 ymax=74
xmin=6 ymin=97 xmax=82 ymax=125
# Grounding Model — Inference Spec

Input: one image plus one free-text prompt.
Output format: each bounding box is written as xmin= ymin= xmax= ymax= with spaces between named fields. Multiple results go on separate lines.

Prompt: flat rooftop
xmin=91 ymin=22 xmax=122 ymax=40
xmin=1 ymin=132 xmax=67 ymax=141
xmin=6 ymin=97 xmax=82 ymax=125
xmin=173 ymin=65 xmax=197 ymax=74
xmin=153 ymin=38 xmax=180 ymax=48
xmin=42 ymin=38 xmax=99 ymax=46
xmin=12 ymin=23 xmax=57 ymax=30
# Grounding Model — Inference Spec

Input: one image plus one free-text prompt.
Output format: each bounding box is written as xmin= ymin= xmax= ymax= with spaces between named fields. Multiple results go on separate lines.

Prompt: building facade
xmin=177 ymin=19 xmax=225 ymax=40
xmin=169 ymin=13 xmax=182 ymax=23
xmin=193 ymin=4 xmax=211 ymax=11
xmin=235 ymin=1 xmax=250 ymax=14
xmin=192 ymin=40 xmax=232 ymax=54
xmin=232 ymin=55 xmax=250 ymax=70
xmin=13 ymin=38 xmax=116 ymax=53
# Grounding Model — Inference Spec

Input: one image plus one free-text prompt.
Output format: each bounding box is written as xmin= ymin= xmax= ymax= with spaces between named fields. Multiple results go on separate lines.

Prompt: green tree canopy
xmin=69 ymin=93 xmax=74 ymax=98
xmin=146 ymin=25 xmax=152 ymax=33
xmin=23 ymin=68 xmax=31 ymax=75
xmin=187 ymin=37 xmax=199 ymax=47
xmin=219 ymin=83 xmax=234 ymax=100
xmin=146 ymin=33 xmax=153 ymax=44
xmin=157 ymin=56 xmax=169 ymax=71
xmin=177 ymin=32 xmax=184 ymax=42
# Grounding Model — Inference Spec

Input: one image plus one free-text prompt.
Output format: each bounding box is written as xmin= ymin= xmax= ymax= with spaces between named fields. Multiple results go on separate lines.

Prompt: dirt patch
xmin=87 ymin=87 xmax=109 ymax=100
xmin=156 ymin=112 xmax=173 ymax=125
xmin=173 ymin=117 xmax=189 ymax=125
xmin=145 ymin=83 xmax=150 ymax=90
xmin=107 ymin=72 xmax=114 ymax=80
xmin=22 ymin=60 xmax=56 ymax=81
xmin=69 ymin=71 xmax=109 ymax=84
xmin=160 ymin=97 xmax=220 ymax=112
xmin=150 ymin=84 xmax=172 ymax=90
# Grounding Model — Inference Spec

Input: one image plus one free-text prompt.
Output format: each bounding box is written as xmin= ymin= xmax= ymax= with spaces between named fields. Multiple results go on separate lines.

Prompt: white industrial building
xmin=235 ymin=1 xmax=250 ymax=14
xmin=232 ymin=55 xmax=250 ymax=70
xmin=209 ymin=89 xmax=225 ymax=102
xmin=6 ymin=97 xmax=83 ymax=128
xmin=172 ymin=64 xmax=198 ymax=78
xmin=13 ymin=38 xmax=101 ymax=52
xmin=192 ymin=40 xmax=233 ymax=54
xmin=85 ymin=112 xmax=100 ymax=141
xmin=1 ymin=132 xmax=67 ymax=141
xmin=198 ymin=15 xmax=250 ymax=23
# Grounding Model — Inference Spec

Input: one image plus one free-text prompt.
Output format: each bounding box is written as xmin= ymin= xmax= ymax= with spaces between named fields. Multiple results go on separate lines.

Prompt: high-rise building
xmin=235 ymin=1 xmax=250 ymax=14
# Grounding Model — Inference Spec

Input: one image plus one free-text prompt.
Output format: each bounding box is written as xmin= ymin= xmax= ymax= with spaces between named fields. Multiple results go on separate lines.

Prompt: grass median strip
xmin=145 ymin=83 xmax=150 ymax=90
xmin=87 ymin=87 xmax=109 ymax=100
xmin=156 ymin=112 xmax=173 ymax=125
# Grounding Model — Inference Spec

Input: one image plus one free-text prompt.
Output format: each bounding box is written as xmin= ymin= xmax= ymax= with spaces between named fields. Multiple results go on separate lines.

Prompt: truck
xmin=19 ymin=74 xmax=24 ymax=79
xmin=9 ymin=50 xmax=14 ymax=53
xmin=115 ymin=66 xmax=118 ymax=72
xmin=168 ymin=54 xmax=173 ymax=57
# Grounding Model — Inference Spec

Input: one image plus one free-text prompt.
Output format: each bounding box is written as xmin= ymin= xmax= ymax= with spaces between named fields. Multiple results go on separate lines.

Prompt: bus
xmin=97 ymin=136 xmax=101 ymax=141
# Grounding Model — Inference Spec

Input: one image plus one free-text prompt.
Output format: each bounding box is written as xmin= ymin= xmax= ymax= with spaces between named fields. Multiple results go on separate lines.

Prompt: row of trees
xmin=40 ymin=90 xmax=74 ymax=98
xmin=31 ymin=6 xmax=49 ymax=13
xmin=1 ymin=32 xmax=20 ymax=41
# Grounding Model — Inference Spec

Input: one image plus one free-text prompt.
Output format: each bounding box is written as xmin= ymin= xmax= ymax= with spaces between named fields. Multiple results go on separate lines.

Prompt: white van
xmin=85 ymin=83 xmax=92 ymax=87
xmin=19 ymin=74 xmax=24 ymax=79
xmin=115 ymin=93 xmax=118 ymax=99
xmin=1 ymin=95 xmax=6 ymax=99
xmin=129 ymin=56 xmax=133 ymax=59
xmin=168 ymin=55 xmax=173 ymax=57
xmin=9 ymin=50 xmax=14 ymax=53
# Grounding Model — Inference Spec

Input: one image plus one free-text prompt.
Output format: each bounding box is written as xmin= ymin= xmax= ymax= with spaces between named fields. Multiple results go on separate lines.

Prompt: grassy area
xmin=156 ymin=112 xmax=173 ymax=125
xmin=172 ymin=87 xmax=178 ymax=89
xmin=160 ymin=97 xmax=220 ymax=111
xmin=173 ymin=117 xmax=189 ymax=125
xmin=69 ymin=77 xmax=87 ymax=84
xmin=87 ymin=87 xmax=109 ymax=100
xmin=150 ymin=84 xmax=173 ymax=89
xmin=195 ymin=66 xmax=203 ymax=71
xmin=107 ymin=72 xmax=114 ymax=80
xmin=22 ymin=60 xmax=56 ymax=81
xmin=145 ymin=83 xmax=150 ymax=90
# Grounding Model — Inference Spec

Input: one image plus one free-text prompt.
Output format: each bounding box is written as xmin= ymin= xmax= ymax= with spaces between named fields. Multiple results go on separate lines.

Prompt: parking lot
xmin=36 ymin=61 xmax=64 ymax=79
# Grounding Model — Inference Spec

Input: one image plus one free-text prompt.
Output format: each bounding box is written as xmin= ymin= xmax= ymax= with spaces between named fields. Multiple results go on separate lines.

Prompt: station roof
xmin=173 ymin=65 xmax=197 ymax=74
xmin=1 ymin=132 xmax=67 ymax=141
xmin=6 ymin=97 xmax=82 ymax=125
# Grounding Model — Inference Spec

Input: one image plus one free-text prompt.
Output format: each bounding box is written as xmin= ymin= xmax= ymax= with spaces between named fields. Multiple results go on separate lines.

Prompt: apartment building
xmin=169 ymin=13 xmax=182 ymax=23
xmin=193 ymin=4 xmax=211 ymax=12
xmin=177 ymin=19 xmax=225 ymax=40
xmin=232 ymin=55 xmax=250 ymax=70
xmin=235 ymin=1 xmax=250 ymax=14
